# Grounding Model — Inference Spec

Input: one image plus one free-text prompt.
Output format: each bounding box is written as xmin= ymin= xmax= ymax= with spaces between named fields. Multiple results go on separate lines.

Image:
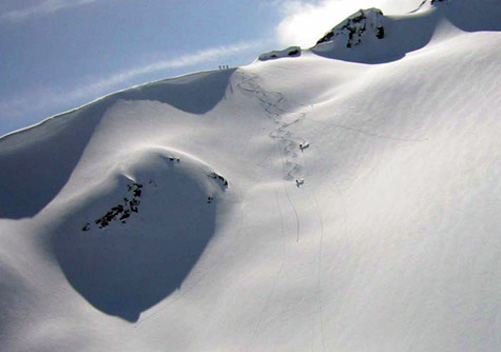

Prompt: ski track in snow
xmin=236 ymin=70 xmax=334 ymax=350
xmin=236 ymin=70 xmax=329 ymax=350
xmin=235 ymin=70 xmax=307 ymax=244
xmin=235 ymin=70 xmax=308 ymax=183
xmin=236 ymin=70 xmax=332 ymax=350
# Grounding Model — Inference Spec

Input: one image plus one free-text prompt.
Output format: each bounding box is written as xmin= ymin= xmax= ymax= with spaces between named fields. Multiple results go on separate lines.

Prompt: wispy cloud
xmin=1 ymin=0 xmax=98 ymax=23
xmin=0 ymin=40 xmax=267 ymax=135
xmin=276 ymin=0 xmax=421 ymax=48
xmin=72 ymin=40 xmax=267 ymax=100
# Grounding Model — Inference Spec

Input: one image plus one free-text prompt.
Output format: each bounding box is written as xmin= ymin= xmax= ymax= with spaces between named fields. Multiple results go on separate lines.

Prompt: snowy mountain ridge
xmin=1 ymin=0 xmax=501 ymax=351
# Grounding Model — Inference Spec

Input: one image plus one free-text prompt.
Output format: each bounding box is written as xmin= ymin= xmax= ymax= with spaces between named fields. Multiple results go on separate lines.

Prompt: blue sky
xmin=0 ymin=0 xmax=418 ymax=136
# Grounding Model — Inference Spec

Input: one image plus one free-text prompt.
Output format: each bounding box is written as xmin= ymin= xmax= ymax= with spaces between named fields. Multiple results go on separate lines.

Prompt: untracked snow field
xmin=1 ymin=1 xmax=500 ymax=351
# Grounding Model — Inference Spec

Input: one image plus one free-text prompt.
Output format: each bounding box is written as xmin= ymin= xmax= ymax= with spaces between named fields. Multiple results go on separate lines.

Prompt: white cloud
xmin=276 ymin=0 xmax=422 ymax=48
xmin=67 ymin=40 xmax=266 ymax=101
xmin=1 ymin=0 xmax=98 ymax=23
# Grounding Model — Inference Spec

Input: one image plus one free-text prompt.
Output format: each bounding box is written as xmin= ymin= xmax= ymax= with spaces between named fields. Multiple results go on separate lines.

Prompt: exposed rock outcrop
xmin=316 ymin=8 xmax=385 ymax=48
xmin=258 ymin=46 xmax=301 ymax=61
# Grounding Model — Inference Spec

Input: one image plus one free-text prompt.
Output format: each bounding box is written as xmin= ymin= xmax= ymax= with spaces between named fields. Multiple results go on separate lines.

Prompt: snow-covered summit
xmin=315 ymin=8 xmax=386 ymax=49
xmin=309 ymin=5 xmax=436 ymax=63
xmin=259 ymin=8 xmax=386 ymax=62
xmin=259 ymin=0 xmax=501 ymax=64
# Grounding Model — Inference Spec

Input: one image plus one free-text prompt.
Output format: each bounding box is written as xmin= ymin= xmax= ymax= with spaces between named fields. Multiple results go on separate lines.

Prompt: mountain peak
xmin=316 ymin=8 xmax=385 ymax=48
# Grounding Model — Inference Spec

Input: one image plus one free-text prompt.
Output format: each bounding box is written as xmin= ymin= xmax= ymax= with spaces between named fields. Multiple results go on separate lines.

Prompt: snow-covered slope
xmin=1 ymin=0 xmax=501 ymax=351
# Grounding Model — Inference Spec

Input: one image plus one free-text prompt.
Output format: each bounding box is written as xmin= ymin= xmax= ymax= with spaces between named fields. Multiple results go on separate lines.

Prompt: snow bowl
xmin=53 ymin=147 xmax=228 ymax=322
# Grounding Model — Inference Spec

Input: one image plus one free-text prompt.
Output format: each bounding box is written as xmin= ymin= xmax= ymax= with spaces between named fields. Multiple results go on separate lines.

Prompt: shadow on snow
xmin=54 ymin=165 xmax=217 ymax=322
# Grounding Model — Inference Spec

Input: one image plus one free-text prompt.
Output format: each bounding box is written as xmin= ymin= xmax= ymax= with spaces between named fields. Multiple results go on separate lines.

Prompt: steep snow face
xmin=316 ymin=8 xmax=386 ymax=48
xmin=1 ymin=2 xmax=501 ymax=352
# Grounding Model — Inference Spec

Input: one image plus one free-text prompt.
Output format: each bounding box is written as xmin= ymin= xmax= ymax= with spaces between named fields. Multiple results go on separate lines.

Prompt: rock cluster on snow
xmin=208 ymin=172 xmax=229 ymax=189
xmin=82 ymin=182 xmax=144 ymax=231
xmin=258 ymin=46 xmax=301 ymax=61
xmin=316 ymin=8 xmax=385 ymax=48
